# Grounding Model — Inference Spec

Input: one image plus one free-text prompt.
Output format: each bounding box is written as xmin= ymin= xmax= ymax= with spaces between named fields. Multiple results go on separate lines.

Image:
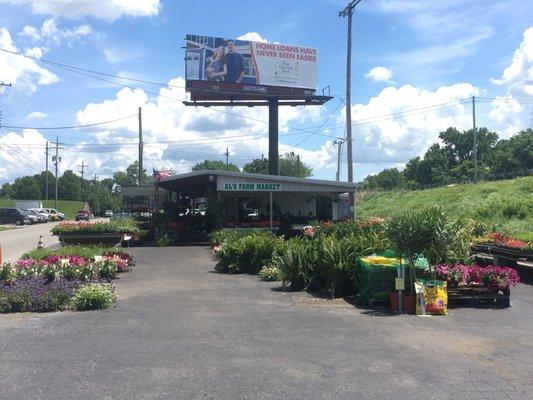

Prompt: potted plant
xmin=385 ymin=207 xmax=458 ymax=313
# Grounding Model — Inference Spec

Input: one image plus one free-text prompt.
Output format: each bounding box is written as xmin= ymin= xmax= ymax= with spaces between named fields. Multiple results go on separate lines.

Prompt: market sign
xmin=185 ymin=34 xmax=318 ymax=94
xmin=222 ymin=182 xmax=282 ymax=191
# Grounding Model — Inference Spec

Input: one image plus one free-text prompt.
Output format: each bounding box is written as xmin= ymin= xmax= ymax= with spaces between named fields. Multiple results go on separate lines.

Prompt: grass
xmin=0 ymin=200 xmax=84 ymax=220
xmin=0 ymin=226 xmax=13 ymax=231
xmin=356 ymin=177 xmax=533 ymax=236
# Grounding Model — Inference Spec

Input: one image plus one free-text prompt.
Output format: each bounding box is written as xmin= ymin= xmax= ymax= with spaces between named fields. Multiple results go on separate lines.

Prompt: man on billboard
xmin=223 ymin=40 xmax=245 ymax=83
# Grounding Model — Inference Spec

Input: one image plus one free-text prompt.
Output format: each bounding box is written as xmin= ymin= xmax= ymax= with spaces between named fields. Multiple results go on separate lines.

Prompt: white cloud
xmin=236 ymin=32 xmax=269 ymax=43
xmin=0 ymin=129 xmax=48 ymax=181
xmin=365 ymin=66 xmax=392 ymax=83
xmin=16 ymin=76 xmax=324 ymax=180
xmin=102 ymin=49 xmax=122 ymax=64
xmin=19 ymin=18 xmax=92 ymax=46
xmin=0 ymin=0 xmax=160 ymax=22
xmin=342 ymin=83 xmax=479 ymax=170
xmin=0 ymin=27 xmax=58 ymax=93
xmin=489 ymin=27 xmax=533 ymax=135
xmin=27 ymin=111 xmax=47 ymax=119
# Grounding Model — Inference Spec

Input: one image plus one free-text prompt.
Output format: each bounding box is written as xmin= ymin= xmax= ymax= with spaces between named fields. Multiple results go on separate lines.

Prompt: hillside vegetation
xmin=0 ymin=200 xmax=84 ymax=220
xmin=356 ymin=177 xmax=533 ymax=237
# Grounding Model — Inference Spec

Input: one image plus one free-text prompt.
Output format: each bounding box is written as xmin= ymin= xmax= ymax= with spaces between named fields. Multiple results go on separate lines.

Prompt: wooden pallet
xmin=447 ymin=286 xmax=510 ymax=308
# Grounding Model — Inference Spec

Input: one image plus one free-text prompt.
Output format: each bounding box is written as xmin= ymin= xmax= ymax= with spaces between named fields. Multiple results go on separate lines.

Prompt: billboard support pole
xmin=268 ymin=98 xmax=279 ymax=176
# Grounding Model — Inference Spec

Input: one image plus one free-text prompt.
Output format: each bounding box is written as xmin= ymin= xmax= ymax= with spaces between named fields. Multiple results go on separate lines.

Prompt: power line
xmin=0 ymin=114 xmax=136 ymax=130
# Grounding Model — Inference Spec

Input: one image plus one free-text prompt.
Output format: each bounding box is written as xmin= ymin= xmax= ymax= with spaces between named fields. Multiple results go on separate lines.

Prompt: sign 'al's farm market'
xmin=222 ymin=183 xmax=282 ymax=191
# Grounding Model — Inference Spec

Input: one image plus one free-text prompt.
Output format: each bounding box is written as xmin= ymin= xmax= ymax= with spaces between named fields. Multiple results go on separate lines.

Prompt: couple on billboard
xmin=205 ymin=39 xmax=247 ymax=83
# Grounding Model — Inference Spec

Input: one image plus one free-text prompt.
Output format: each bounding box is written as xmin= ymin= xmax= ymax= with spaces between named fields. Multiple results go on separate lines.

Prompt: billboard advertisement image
xmin=185 ymin=34 xmax=318 ymax=99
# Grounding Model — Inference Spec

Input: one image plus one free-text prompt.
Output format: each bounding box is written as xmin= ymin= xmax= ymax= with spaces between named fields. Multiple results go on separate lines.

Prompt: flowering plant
xmin=488 ymin=232 xmax=528 ymax=249
xmin=436 ymin=263 xmax=520 ymax=293
xmin=302 ymin=225 xmax=315 ymax=238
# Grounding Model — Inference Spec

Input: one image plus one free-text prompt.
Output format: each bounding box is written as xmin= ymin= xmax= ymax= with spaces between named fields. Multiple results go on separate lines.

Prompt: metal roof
xmin=158 ymin=170 xmax=356 ymax=194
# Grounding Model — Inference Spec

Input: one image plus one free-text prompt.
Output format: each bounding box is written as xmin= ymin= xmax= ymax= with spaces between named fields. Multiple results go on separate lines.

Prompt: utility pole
xmin=339 ymin=0 xmax=362 ymax=217
xmin=45 ymin=142 xmax=49 ymax=200
xmin=472 ymin=96 xmax=477 ymax=182
xmin=297 ymin=154 xmax=300 ymax=178
xmin=334 ymin=138 xmax=346 ymax=181
xmin=78 ymin=160 xmax=87 ymax=201
xmin=225 ymin=147 xmax=229 ymax=170
xmin=93 ymin=173 xmax=97 ymax=185
xmin=138 ymin=106 xmax=143 ymax=186
xmin=52 ymin=137 xmax=62 ymax=210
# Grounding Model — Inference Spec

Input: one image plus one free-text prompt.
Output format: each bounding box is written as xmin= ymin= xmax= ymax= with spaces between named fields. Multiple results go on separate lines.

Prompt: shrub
xmin=0 ymin=277 xmax=84 ymax=313
xmin=272 ymin=237 xmax=315 ymax=291
xmin=156 ymin=234 xmax=171 ymax=247
xmin=215 ymin=231 xmax=283 ymax=274
xmin=258 ymin=266 xmax=281 ymax=281
xmin=71 ymin=283 xmax=117 ymax=311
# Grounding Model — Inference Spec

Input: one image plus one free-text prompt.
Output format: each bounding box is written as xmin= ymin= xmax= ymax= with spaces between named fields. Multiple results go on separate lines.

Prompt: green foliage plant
xmin=258 ymin=266 xmax=281 ymax=281
xmin=71 ymin=283 xmax=117 ymax=311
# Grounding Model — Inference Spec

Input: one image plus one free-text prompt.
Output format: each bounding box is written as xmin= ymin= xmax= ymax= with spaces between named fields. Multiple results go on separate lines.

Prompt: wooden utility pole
xmin=339 ymin=0 xmax=362 ymax=218
xmin=138 ymin=106 xmax=143 ymax=186
xmin=45 ymin=141 xmax=49 ymax=200
xmin=53 ymin=137 xmax=60 ymax=210
xmin=225 ymin=147 xmax=229 ymax=170
xmin=472 ymin=96 xmax=477 ymax=182
xmin=78 ymin=160 xmax=87 ymax=201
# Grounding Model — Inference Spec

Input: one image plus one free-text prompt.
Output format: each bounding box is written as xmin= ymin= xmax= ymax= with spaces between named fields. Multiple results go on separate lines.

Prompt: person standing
xmin=223 ymin=39 xmax=245 ymax=83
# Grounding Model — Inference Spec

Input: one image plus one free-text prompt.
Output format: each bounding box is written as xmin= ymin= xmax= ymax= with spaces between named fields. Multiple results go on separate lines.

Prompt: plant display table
xmin=447 ymin=286 xmax=510 ymax=308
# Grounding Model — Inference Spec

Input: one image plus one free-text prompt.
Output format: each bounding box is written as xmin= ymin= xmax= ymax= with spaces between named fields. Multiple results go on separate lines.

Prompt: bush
xmin=215 ymin=231 xmax=283 ymax=274
xmin=258 ymin=266 xmax=281 ymax=281
xmin=0 ymin=277 xmax=84 ymax=313
xmin=156 ymin=234 xmax=171 ymax=247
xmin=71 ymin=283 xmax=117 ymax=311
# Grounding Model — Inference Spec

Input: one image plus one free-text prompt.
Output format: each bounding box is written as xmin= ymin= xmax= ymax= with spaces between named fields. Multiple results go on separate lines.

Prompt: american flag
xmin=153 ymin=168 xmax=172 ymax=182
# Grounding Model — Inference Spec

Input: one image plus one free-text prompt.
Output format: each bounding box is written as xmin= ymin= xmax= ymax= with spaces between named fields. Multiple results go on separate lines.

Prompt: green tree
xmin=113 ymin=161 xmax=151 ymax=187
xmin=362 ymin=167 xmax=405 ymax=190
xmin=11 ymin=176 xmax=41 ymax=199
xmin=489 ymin=129 xmax=533 ymax=174
xmin=243 ymin=153 xmax=312 ymax=177
xmin=0 ymin=182 xmax=14 ymax=198
xmin=57 ymin=170 xmax=81 ymax=201
xmin=192 ymin=159 xmax=240 ymax=172
xmin=242 ymin=158 xmax=269 ymax=174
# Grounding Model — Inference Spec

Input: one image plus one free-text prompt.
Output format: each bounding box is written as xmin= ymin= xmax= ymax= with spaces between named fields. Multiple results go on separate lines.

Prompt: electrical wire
xmin=0 ymin=114 xmax=137 ymax=130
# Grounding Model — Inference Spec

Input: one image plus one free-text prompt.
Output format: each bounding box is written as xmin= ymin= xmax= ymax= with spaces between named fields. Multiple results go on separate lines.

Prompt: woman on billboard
xmin=205 ymin=46 xmax=227 ymax=81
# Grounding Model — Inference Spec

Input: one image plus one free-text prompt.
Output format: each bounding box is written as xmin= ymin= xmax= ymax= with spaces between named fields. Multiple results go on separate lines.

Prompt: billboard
xmin=185 ymin=34 xmax=318 ymax=99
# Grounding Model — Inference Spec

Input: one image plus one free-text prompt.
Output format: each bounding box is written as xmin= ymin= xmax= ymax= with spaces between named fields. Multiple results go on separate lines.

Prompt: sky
xmin=0 ymin=0 xmax=532 ymax=184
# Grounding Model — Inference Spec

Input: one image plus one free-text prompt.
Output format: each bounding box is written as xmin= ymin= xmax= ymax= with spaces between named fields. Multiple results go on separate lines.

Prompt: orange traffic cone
xmin=37 ymin=235 xmax=44 ymax=249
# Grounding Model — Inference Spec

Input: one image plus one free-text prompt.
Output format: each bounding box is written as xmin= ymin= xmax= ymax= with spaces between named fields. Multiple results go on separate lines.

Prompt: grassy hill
xmin=356 ymin=177 xmax=533 ymax=237
xmin=0 ymin=200 xmax=84 ymax=220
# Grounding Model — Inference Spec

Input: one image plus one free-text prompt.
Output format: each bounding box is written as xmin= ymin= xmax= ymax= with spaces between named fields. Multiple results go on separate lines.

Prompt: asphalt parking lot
xmin=1 ymin=246 xmax=532 ymax=400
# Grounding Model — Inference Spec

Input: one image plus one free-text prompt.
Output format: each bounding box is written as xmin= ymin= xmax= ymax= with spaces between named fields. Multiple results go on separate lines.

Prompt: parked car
xmin=30 ymin=208 xmax=51 ymax=222
xmin=75 ymin=210 xmax=90 ymax=221
xmin=26 ymin=209 xmax=48 ymax=223
xmin=0 ymin=208 xmax=31 ymax=225
xmin=43 ymin=208 xmax=65 ymax=221
xmin=20 ymin=209 xmax=39 ymax=225
xmin=104 ymin=210 xmax=114 ymax=218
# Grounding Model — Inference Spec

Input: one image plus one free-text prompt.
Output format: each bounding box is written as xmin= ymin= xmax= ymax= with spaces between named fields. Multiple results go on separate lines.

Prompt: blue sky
xmin=0 ymin=0 xmax=532 ymax=183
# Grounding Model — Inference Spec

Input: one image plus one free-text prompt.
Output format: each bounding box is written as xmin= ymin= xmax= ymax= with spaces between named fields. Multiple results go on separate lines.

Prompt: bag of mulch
xmin=415 ymin=280 xmax=448 ymax=316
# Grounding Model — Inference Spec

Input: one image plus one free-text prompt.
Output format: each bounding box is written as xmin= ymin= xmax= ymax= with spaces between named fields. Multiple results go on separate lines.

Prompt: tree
xmin=242 ymin=153 xmax=312 ymax=177
xmin=489 ymin=129 xmax=533 ymax=174
xmin=113 ymin=161 xmax=151 ymax=187
xmin=58 ymin=170 xmax=81 ymax=201
xmin=11 ymin=176 xmax=41 ymax=199
xmin=192 ymin=159 xmax=240 ymax=172
xmin=362 ymin=168 xmax=405 ymax=190
xmin=242 ymin=158 xmax=269 ymax=174
xmin=439 ymin=127 xmax=498 ymax=166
